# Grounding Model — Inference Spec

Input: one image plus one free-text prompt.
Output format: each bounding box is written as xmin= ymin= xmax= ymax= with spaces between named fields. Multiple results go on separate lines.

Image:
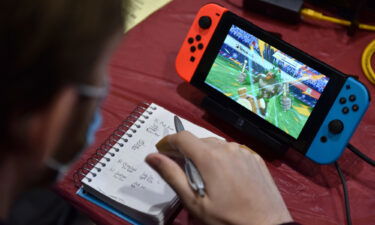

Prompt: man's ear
xmin=26 ymin=87 xmax=78 ymax=162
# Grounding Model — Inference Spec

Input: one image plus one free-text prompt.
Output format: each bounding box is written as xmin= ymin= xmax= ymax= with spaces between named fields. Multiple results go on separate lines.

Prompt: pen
xmin=174 ymin=115 xmax=205 ymax=197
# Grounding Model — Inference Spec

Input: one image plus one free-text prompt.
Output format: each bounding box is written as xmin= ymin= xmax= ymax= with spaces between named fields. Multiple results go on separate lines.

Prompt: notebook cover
xmin=76 ymin=187 xmax=142 ymax=225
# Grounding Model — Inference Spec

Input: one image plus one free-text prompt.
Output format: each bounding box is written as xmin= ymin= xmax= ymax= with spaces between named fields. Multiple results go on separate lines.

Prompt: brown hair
xmin=0 ymin=0 xmax=124 ymax=145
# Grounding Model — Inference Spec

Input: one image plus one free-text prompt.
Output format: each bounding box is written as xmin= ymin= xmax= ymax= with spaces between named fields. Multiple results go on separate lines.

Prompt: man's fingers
xmin=155 ymin=136 xmax=182 ymax=158
xmin=156 ymin=131 xmax=209 ymax=163
xmin=145 ymin=153 xmax=195 ymax=203
xmin=201 ymin=137 xmax=226 ymax=146
xmin=239 ymin=145 xmax=257 ymax=154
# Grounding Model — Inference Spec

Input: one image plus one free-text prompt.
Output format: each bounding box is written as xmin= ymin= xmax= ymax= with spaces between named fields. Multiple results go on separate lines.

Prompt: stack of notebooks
xmin=74 ymin=103 xmax=221 ymax=225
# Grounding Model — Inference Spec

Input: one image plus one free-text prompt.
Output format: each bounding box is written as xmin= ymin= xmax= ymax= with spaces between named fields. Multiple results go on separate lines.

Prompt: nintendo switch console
xmin=175 ymin=4 xmax=370 ymax=164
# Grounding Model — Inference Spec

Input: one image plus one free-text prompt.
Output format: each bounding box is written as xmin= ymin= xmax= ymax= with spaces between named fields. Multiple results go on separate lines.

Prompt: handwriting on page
xmin=130 ymin=182 xmax=146 ymax=190
xmin=131 ymin=139 xmax=145 ymax=151
xmin=105 ymin=115 xmax=175 ymax=191
xmin=146 ymin=118 xmax=174 ymax=137
xmin=129 ymin=172 xmax=161 ymax=190
xmin=110 ymin=159 xmax=139 ymax=182
xmin=113 ymin=172 xmax=127 ymax=182
xmin=139 ymin=172 xmax=155 ymax=184
xmin=146 ymin=122 xmax=160 ymax=137
xmin=121 ymin=160 xmax=137 ymax=173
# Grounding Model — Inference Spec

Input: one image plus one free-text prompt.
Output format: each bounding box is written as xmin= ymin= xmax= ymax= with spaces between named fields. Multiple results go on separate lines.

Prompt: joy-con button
xmin=196 ymin=35 xmax=201 ymax=41
xmin=342 ymin=107 xmax=349 ymax=114
xmin=190 ymin=56 xmax=195 ymax=62
xmin=352 ymin=104 xmax=359 ymax=111
xmin=190 ymin=46 xmax=196 ymax=52
xmin=199 ymin=16 xmax=212 ymax=29
xmin=198 ymin=43 xmax=204 ymax=50
xmin=349 ymin=95 xmax=356 ymax=102
xmin=320 ymin=136 xmax=327 ymax=143
xmin=328 ymin=120 xmax=344 ymax=134
xmin=188 ymin=37 xmax=194 ymax=44
xmin=339 ymin=97 xmax=346 ymax=104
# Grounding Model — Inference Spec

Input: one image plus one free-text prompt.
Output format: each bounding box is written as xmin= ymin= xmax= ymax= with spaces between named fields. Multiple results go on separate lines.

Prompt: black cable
xmin=335 ymin=143 xmax=375 ymax=225
xmin=335 ymin=162 xmax=352 ymax=225
xmin=347 ymin=143 xmax=375 ymax=166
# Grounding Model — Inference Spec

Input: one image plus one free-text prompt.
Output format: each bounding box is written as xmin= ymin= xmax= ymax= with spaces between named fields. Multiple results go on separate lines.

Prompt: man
xmin=0 ymin=0 xmax=296 ymax=224
xmin=0 ymin=1 xmax=123 ymax=223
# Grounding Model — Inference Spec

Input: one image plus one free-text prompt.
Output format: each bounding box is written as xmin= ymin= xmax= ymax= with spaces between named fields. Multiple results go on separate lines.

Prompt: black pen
xmin=174 ymin=115 xmax=205 ymax=197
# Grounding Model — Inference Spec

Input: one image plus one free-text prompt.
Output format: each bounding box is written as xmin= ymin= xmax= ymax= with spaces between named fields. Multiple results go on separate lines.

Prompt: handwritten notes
xmin=130 ymin=181 xmax=146 ymax=190
xmin=113 ymin=172 xmax=127 ymax=182
xmin=146 ymin=118 xmax=174 ymax=137
xmin=139 ymin=172 xmax=155 ymax=184
xmin=110 ymin=159 xmax=138 ymax=182
xmin=146 ymin=122 xmax=160 ymax=137
xmin=82 ymin=103 xmax=222 ymax=216
xmin=131 ymin=139 xmax=145 ymax=151
xmin=121 ymin=161 xmax=137 ymax=173
xmin=129 ymin=171 xmax=162 ymax=192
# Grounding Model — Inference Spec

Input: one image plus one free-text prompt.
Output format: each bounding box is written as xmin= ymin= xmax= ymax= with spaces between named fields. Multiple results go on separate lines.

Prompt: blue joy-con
xmin=306 ymin=77 xmax=370 ymax=164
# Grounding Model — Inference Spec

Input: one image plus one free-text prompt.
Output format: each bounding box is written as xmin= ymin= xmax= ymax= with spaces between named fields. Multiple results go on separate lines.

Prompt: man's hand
xmin=145 ymin=131 xmax=293 ymax=225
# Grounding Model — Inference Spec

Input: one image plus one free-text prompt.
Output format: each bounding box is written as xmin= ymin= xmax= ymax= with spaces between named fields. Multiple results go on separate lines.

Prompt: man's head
xmin=0 ymin=0 xmax=124 ymax=185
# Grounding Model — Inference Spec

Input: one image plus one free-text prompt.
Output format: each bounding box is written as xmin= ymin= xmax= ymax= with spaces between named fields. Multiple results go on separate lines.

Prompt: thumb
xmin=146 ymin=153 xmax=195 ymax=202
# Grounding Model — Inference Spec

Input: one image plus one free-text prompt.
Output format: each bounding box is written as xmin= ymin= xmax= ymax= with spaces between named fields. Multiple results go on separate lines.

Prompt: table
xmin=56 ymin=0 xmax=375 ymax=224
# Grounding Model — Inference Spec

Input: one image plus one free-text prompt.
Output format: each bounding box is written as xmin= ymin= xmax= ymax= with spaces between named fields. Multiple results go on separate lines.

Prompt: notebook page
xmin=82 ymin=103 xmax=222 ymax=215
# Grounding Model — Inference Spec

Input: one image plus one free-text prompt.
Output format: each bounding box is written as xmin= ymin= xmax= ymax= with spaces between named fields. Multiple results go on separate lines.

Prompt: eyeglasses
xmin=76 ymin=75 xmax=109 ymax=100
xmin=76 ymin=84 xmax=108 ymax=100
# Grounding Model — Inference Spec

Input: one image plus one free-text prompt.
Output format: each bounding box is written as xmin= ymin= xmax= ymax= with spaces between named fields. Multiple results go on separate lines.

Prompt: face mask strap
xmin=45 ymin=83 xmax=108 ymax=181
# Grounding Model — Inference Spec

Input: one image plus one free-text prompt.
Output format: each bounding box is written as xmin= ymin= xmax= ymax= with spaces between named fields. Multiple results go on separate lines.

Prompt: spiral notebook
xmin=74 ymin=103 xmax=222 ymax=225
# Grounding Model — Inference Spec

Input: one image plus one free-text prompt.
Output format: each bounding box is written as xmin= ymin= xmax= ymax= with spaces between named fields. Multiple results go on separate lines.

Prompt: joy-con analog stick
xmin=328 ymin=120 xmax=344 ymax=134
xmin=199 ymin=16 xmax=212 ymax=29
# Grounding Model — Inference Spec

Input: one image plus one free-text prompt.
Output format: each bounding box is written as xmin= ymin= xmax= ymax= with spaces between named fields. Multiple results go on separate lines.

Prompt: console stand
xmin=202 ymin=96 xmax=289 ymax=154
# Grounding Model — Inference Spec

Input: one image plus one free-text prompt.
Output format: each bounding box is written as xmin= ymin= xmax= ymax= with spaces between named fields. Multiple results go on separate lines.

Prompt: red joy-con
xmin=175 ymin=4 xmax=228 ymax=82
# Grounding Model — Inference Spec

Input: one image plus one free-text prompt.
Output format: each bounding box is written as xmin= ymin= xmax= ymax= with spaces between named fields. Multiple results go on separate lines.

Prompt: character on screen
xmin=281 ymin=83 xmax=292 ymax=111
xmin=237 ymin=87 xmax=259 ymax=113
xmin=253 ymin=68 xmax=291 ymax=115
xmin=237 ymin=59 xmax=248 ymax=83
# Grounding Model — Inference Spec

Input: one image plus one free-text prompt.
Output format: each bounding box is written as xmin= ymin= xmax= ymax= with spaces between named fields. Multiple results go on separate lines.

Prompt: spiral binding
xmin=73 ymin=102 xmax=158 ymax=187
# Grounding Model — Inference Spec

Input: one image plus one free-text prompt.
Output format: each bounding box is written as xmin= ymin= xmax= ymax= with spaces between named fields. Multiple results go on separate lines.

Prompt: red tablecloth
xmin=56 ymin=0 xmax=375 ymax=224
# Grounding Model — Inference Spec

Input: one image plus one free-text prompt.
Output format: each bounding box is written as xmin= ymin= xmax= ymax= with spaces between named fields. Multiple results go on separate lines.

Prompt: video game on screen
xmin=205 ymin=25 xmax=330 ymax=139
